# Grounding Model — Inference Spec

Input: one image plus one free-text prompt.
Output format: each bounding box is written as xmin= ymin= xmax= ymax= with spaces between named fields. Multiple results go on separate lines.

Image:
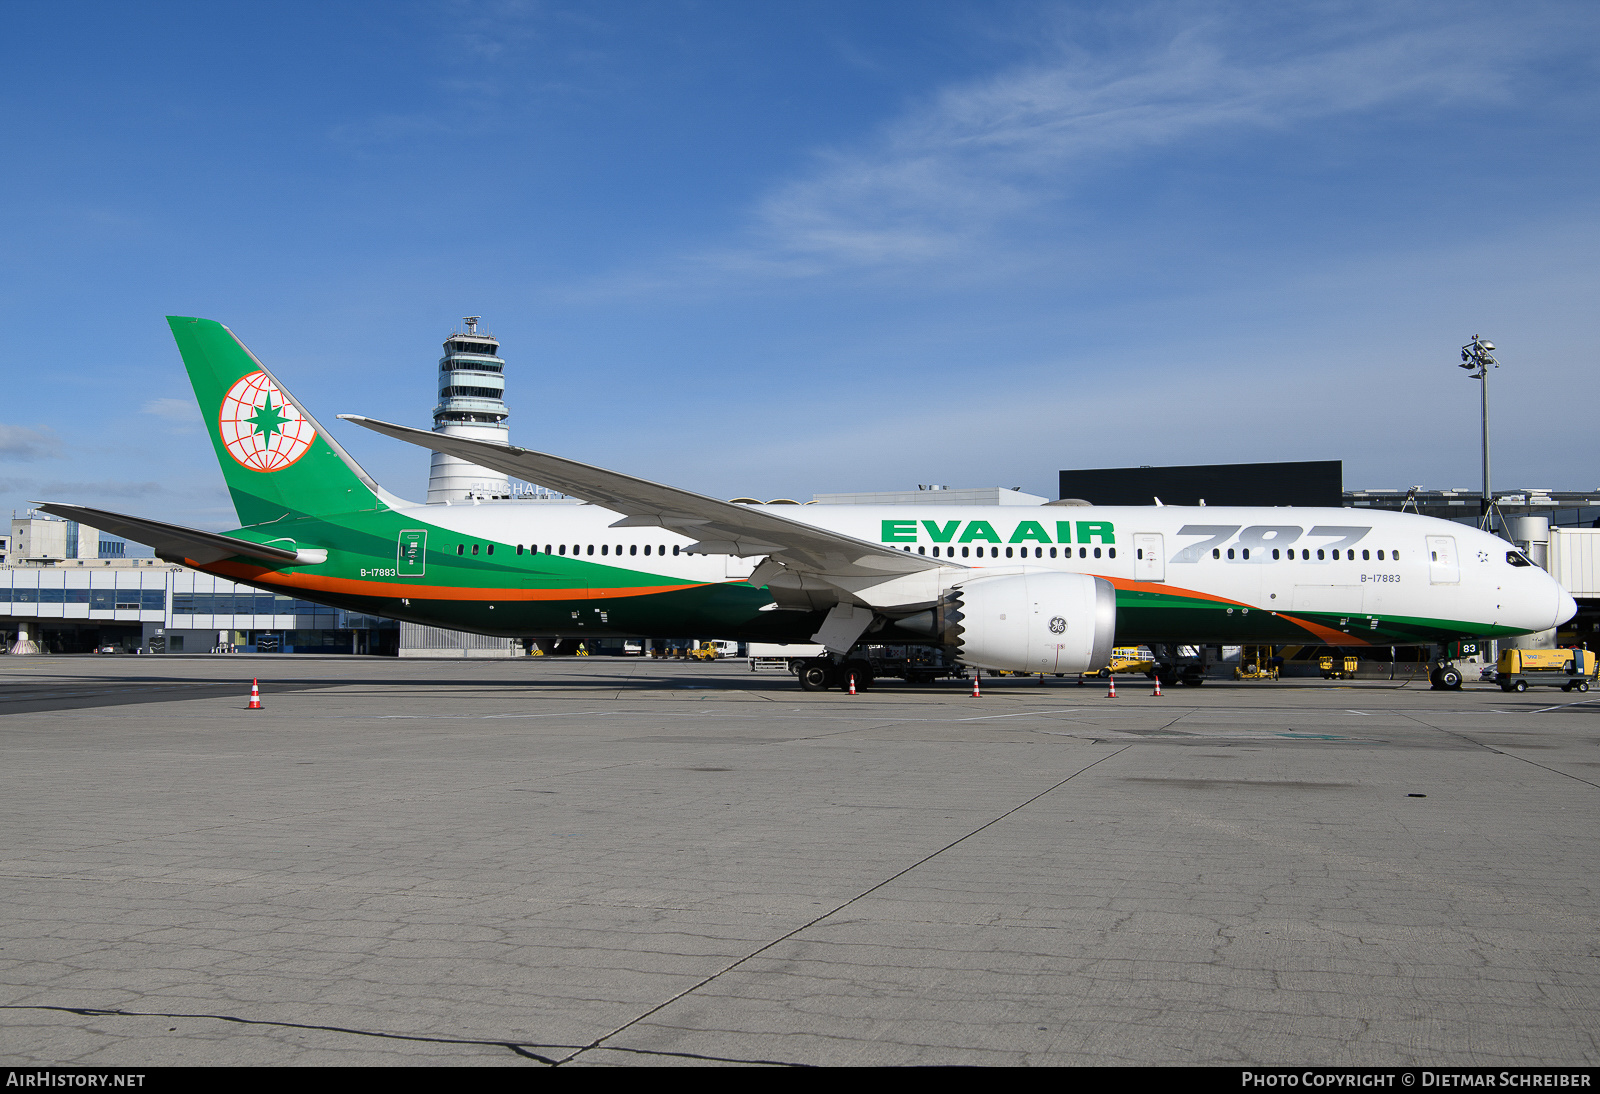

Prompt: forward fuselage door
xmin=1426 ymin=536 xmax=1459 ymax=585
xmin=1134 ymin=533 xmax=1164 ymax=582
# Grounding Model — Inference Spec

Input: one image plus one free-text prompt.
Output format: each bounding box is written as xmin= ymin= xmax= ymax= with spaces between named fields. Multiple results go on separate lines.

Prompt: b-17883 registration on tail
xmin=36 ymin=318 xmax=1576 ymax=692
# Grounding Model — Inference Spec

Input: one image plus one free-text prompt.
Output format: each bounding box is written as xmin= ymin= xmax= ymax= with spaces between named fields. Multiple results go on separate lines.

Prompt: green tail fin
xmin=168 ymin=316 xmax=389 ymax=527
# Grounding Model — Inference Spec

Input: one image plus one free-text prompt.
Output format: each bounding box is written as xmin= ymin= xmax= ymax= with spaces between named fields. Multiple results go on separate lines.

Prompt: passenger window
xmin=1272 ymin=549 xmax=1280 ymax=560
xmin=1393 ymin=551 xmax=1399 ymax=561
xmin=516 ymin=544 xmax=523 ymax=555
xmin=1331 ymin=549 xmax=1338 ymax=560
xmin=1377 ymin=550 xmax=1384 ymax=560
xmin=544 ymin=545 xmax=551 ymax=554
xmin=673 ymin=546 xmax=680 ymax=555
xmin=1213 ymin=548 xmax=1220 ymax=559
xmin=1004 ymin=547 xmax=1012 ymax=558
xmin=1241 ymin=548 xmax=1249 ymax=560
xmin=1302 ymin=550 xmax=1310 ymax=560
xmin=472 ymin=544 xmax=479 ymax=556
xmin=1036 ymin=547 xmax=1044 ymax=558
xmin=1317 ymin=549 xmax=1324 ymax=560
xmin=630 ymin=545 xmax=637 ymax=556
xmin=1137 ymin=549 xmax=1143 ymax=559
xmin=1107 ymin=548 xmax=1115 ymax=559
xmin=1079 ymin=548 xmax=1087 ymax=558
xmin=919 ymin=546 xmax=927 ymax=555
xmin=1362 ymin=550 xmax=1370 ymax=560
xmin=457 ymin=544 xmax=464 ymax=556
xmin=601 ymin=545 xmax=608 ymax=555
xmin=1226 ymin=548 xmax=1234 ymax=560
xmin=962 ymin=547 xmax=970 ymax=558
xmin=559 ymin=545 xmax=566 ymax=555
xmin=1093 ymin=547 xmax=1101 ymax=559
xmin=487 ymin=544 xmax=493 ymax=555
xmin=643 ymin=545 xmax=650 ymax=555
xmin=1050 ymin=547 xmax=1057 ymax=558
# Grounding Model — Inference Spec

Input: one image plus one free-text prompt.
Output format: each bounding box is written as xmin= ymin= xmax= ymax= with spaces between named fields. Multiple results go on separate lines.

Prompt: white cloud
xmin=141 ymin=398 xmax=201 ymax=432
xmin=701 ymin=7 xmax=1556 ymax=278
xmin=0 ymin=425 xmax=63 ymax=461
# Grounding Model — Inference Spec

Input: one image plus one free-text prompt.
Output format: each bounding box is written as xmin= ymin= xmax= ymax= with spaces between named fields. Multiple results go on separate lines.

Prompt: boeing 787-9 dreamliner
xmin=39 ymin=319 xmax=1576 ymax=692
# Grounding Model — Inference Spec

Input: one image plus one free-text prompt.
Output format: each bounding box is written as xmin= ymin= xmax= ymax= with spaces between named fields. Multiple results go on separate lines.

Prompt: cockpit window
xmin=1506 ymin=551 xmax=1533 ymax=567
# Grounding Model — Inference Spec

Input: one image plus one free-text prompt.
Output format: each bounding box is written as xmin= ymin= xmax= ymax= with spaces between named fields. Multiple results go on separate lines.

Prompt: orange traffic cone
xmin=1152 ymin=675 xmax=1163 ymax=697
xmin=971 ymin=671 xmax=982 ymax=698
xmin=1106 ymin=676 xmax=1117 ymax=699
xmin=848 ymin=673 xmax=857 ymax=695
xmin=248 ymin=678 xmax=262 ymax=710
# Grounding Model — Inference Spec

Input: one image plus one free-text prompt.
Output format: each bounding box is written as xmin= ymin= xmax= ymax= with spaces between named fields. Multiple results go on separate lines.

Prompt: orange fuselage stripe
xmin=1103 ymin=576 xmax=1372 ymax=646
xmin=193 ymin=560 xmax=708 ymax=602
xmin=193 ymin=560 xmax=1370 ymax=643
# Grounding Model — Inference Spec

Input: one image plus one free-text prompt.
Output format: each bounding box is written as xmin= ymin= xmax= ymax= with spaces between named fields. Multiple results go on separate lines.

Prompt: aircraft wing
xmin=32 ymin=503 xmax=304 ymax=567
xmin=339 ymin=416 xmax=959 ymax=588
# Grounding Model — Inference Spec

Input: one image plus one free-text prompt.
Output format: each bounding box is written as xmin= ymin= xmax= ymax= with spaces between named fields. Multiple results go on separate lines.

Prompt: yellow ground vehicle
xmin=689 ymin=641 xmax=720 ymax=661
xmin=1496 ymin=648 xmax=1595 ymax=693
xmin=1319 ymin=655 xmax=1359 ymax=680
xmin=1080 ymin=646 xmax=1156 ymax=681
xmin=1234 ymin=646 xmax=1279 ymax=680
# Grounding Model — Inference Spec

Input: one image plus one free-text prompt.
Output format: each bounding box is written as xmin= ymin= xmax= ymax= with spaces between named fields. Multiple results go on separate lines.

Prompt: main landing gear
xmin=796 ymin=657 xmax=874 ymax=692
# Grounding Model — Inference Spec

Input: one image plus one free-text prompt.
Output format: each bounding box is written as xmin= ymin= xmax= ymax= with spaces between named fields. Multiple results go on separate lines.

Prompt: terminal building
xmin=1 ymin=518 xmax=399 ymax=655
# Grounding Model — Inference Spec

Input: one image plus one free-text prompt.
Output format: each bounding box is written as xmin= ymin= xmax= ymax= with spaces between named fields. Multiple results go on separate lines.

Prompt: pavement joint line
xmin=1391 ymin=711 xmax=1600 ymax=791
xmin=1528 ymin=696 xmax=1600 ymax=715
xmin=555 ymin=743 xmax=1134 ymax=1067
xmin=0 ymin=1003 xmax=815 ymax=1067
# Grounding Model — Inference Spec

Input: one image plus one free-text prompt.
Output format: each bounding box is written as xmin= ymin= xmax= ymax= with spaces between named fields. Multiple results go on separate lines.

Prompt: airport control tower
xmin=425 ymin=317 xmax=513 ymax=503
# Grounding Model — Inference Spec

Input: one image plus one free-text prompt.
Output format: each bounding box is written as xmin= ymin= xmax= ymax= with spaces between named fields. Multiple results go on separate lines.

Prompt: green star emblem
xmin=247 ymin=399 xmax=291 ymax=440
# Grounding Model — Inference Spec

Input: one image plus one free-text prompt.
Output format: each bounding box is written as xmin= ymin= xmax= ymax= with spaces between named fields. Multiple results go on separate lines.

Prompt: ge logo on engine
xmin=1048 ymin=617 xmax=1067 ymax=634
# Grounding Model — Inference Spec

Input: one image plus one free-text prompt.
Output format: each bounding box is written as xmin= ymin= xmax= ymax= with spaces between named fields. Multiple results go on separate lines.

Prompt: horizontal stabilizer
xmin=32 ymin=503 xmax=312 ymax=567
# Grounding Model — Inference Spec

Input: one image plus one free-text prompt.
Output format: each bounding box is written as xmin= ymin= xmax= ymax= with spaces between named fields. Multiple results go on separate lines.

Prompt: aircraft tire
xmin=1439 ymin=667 xmax=1462 ymax=690
xmin=797 ymin=660 xmax=835 ymax=691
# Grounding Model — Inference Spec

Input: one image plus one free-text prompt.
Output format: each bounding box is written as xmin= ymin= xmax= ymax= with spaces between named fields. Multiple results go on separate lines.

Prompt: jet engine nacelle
xmin=898 ymin=571 xmax=1117 ymax=675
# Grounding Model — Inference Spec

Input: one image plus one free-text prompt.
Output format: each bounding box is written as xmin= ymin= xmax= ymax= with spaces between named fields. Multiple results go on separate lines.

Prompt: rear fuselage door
xmin=1134 ymin=533 xmax=1164 ymax=582
xmin=1427 ymin=535 xmax=1459 ymax=584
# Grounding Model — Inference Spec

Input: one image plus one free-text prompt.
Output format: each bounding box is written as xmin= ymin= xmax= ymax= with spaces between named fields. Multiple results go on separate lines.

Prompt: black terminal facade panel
xmin=1059 ymin=461 xmax=1343 ymax=508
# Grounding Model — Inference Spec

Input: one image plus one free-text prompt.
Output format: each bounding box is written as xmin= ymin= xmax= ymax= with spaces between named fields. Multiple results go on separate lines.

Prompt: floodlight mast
xmin=1458 ymin=335 xmax=1498 ymax=528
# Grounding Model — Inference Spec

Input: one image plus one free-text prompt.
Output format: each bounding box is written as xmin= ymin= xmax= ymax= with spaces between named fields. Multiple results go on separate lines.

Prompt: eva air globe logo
xmin=218 ymin=371 xmax=316 ymax=472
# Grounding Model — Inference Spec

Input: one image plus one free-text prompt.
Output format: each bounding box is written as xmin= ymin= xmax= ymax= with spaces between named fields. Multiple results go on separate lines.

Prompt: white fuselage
xmin=392 ymin=499 xmax=1575 ymax=641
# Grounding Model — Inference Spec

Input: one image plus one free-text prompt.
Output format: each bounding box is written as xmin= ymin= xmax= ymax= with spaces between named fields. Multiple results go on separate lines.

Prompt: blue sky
xmin=2 ymin=1 xmax=1597 ymax=531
